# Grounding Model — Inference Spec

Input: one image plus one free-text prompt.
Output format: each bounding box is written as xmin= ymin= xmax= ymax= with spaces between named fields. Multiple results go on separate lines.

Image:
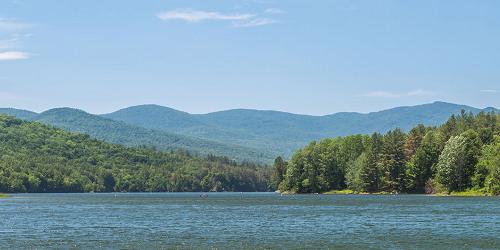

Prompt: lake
xmin=1 ymin=193 xmax=499 ymax=249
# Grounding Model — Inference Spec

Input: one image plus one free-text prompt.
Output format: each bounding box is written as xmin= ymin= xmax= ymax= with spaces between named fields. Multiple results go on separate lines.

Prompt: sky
xmin=0 ymin=0 xmax=499 ymax=115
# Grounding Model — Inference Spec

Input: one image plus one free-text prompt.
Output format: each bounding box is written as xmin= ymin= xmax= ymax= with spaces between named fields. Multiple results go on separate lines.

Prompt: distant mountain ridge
xmin=0 ymin=108 xmax=37 ymax=120
xmin=103 ymin=101 xmax=498 ymax=156
xmin=0 ymin=107 xmax=274 ymax=163
xmin=1 ymin=102 xmax=498 ymax=161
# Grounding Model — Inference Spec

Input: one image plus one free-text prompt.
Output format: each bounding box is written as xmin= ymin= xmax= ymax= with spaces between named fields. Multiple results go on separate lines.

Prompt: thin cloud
xmin=0 ymin=18 xmax=32 ymax=61
xmin=157 ymin=8 xmax=276 ymax=28
xmin=0 ymin=38 xmax=17 ymax=49
xmin=480 ymin=89 xmax=498 ymax=93
xmin=0 ymin=34 xmax=30 ymax=49
xmin=0 ymin=18 xmax=31 ymax=31
xmin=361 ymin=90 xmax=435 ymax=98
xmin=265 ymin=8 xmax=285 ymax=14
xmin=233 ymin=18 xmax=275 ymax=28
xmin=0 ymin=51 xmax=29 ymax=60
xmin=157 ymin=9 xmax=254 ymax=22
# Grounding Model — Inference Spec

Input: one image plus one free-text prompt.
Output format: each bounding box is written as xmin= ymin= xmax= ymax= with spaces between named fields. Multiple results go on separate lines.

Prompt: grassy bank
xmin=323 ymin=190 xmax=357 ymax=195
xmin=0 ymin=194 xmax=9 ymax=198
xmin=280 ymin=187 xmax=496 ymax=196
xmin=281 ymin=189 xmax=402 ymax=195
xmin=322 ymin=190 xmax=392 ymax=195
xmin=433 ymin=190 xmax=491 ymax=197
xmin=319 ymin=189 xmax=493 ymax=196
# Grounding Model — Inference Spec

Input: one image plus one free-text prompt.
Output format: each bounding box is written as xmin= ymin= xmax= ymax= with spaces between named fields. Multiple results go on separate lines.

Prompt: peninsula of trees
xmin=273 ymin=111 xmax=499 ymax=195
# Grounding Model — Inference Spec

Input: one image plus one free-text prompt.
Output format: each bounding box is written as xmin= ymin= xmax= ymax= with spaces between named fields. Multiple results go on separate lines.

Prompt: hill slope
xmin=0 ymin=108 xmax=274 ymax=163
xmin=2 ymin=102 xmax=497 ymax=160
xmin=103 ymin=101 xmax=498 ymax=157
xmin=0 ymin=108 xmax=37 ymax=120
xmin=0 ymin=115 xmax=271 ymax=193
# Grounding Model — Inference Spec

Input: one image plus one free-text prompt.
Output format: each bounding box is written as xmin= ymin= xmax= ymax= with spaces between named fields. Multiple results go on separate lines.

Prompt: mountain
xmin=319 ymin=101 xmax=494 ymax=135
xmin=103 ymin=101 xmax=498 ymax=157
xmin=100 ymin=104 xmax=200 ymax=131
xmin=0 ymin=108 xmax=37 ymax=120
xmin=0 ymin=108 xmax=274 ymax=163
xmin=0 ymin=115 xmax=270 ymax=193
xmin=2 ymin=101 xmax=498 ymax=161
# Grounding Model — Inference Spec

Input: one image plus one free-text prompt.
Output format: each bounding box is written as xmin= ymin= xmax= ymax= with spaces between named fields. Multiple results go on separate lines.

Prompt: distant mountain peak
xmin=110 ymin=104 xmax=189 ymax=114
xmin=41 ymin=107 xmax=88 ymax=114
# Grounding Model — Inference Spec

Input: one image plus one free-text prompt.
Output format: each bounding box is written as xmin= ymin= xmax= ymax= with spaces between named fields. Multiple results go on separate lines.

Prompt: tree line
xmin=273 ymin=111 xmax=499 ymax=195
xmin=2 ymin=111 xmax=498 ymax=195
xmin=0 ymin=115 xmax=271 ymax=193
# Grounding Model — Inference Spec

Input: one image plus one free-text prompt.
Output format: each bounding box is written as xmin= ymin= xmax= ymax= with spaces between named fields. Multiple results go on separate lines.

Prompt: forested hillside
xmin=0 ymin=115 xmax=271 ymax=193
xmin=0 ymin=108 xmax=274 ymax=163
xmin=0 ymin=108 xmax=37 ymax=120
xmin=274 ymin=111 xmax=500 ymax=195
xmin=1 ymin=102 xmax=498 ymax=163
xmin=104 ymin=102 xmax=498 ymax=157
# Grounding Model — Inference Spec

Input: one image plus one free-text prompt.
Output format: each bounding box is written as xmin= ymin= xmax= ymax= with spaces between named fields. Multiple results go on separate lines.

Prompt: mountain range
xmin=1 ymin=101 xmax=497 ymax=163
xmin=0 ymin=107 xmax=273 ymax=163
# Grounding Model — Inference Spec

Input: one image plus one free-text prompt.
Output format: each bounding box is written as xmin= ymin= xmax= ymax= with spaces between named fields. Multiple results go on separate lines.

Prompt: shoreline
xmin=280 ymin=190 xmax=496 ymax=197
xmin=1 ymin=191 xmax=496 ymax=197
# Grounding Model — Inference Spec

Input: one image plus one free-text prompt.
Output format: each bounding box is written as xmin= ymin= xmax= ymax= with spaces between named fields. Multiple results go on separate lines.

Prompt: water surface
xmin=1 ymin=193 xmax=499 ymax=249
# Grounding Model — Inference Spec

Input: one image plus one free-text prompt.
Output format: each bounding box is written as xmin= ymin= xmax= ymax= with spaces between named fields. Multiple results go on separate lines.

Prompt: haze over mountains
xmin=1 ymin=101 xmax=497 ymax=163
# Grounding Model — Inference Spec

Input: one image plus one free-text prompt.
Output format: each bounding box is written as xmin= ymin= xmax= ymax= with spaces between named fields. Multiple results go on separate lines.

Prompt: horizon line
xmin=1 ymin=101 xmax=498 ymax=117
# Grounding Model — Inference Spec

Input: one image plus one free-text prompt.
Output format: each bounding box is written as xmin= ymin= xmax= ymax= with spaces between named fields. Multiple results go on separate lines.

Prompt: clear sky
xmin=0 ymin=0 xmax=499 ymax=115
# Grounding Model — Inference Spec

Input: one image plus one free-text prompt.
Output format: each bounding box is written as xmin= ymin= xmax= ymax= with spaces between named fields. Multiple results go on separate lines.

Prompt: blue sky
xmin=0 ymin=0 xmax=499 ymax=115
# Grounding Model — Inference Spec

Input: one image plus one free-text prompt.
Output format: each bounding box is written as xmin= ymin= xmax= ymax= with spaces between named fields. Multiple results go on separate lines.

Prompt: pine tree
xmin=379 ymin=129 xmax=407 ymax=193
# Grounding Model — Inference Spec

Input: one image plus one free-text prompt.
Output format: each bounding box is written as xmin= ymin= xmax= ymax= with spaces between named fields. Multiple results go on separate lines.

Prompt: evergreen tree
xmin=405 ymin=131 xmax=441 ymax=193
xmin=346 ymin=152 xmax=368 ymax=192
xmin=404 ymin=124 xmax=427 ymax=160
xmin=379 ymin=129 xmax=407 ymax=193
xmin=359 ymin=133 xmax=383 ymax=193
xmin=280 ymin=112 xmax=498 ymax=195
xmin=271 ymin=156 xmax=286 ymax=190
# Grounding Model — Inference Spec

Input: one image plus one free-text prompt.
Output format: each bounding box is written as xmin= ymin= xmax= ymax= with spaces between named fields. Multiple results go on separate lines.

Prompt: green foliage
xmin=322 ymin=189 xmax=356 ymax=195
xmin=436 ymin=130 xmax=481 ymax=192
xmin=359 ymin=133 xmax=383 ymax=192
xmin=2 ymin=108 xmax=275 ymax=164
xmin=0 ymin=115 xmax=271 ymax=193
xmin=282 ymin=135 xmax=369 ymax=193
xmin=379 ymin=129 xmax=407 ymax=192
xmin=280 ymin=111 xmax=499 ymax=195
xmin=271 ymin=156 xmax=286 ymax=190
xmin=476 ymin=136 xmax=500 ymax=194
xmin=2 ymin=102 xmax=497 ymax=163
xmin=95 ymin=101 xmax=499 ymax=159
xmin=346 ymin=152 xmax=368 ymax=192
xmin=404 ymin=124 xmax=427 ymax=159
xmin=405 ymin=131 xmax=441 ymax=192
xmin=0 ymin=108 xmax=37 ymax=120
